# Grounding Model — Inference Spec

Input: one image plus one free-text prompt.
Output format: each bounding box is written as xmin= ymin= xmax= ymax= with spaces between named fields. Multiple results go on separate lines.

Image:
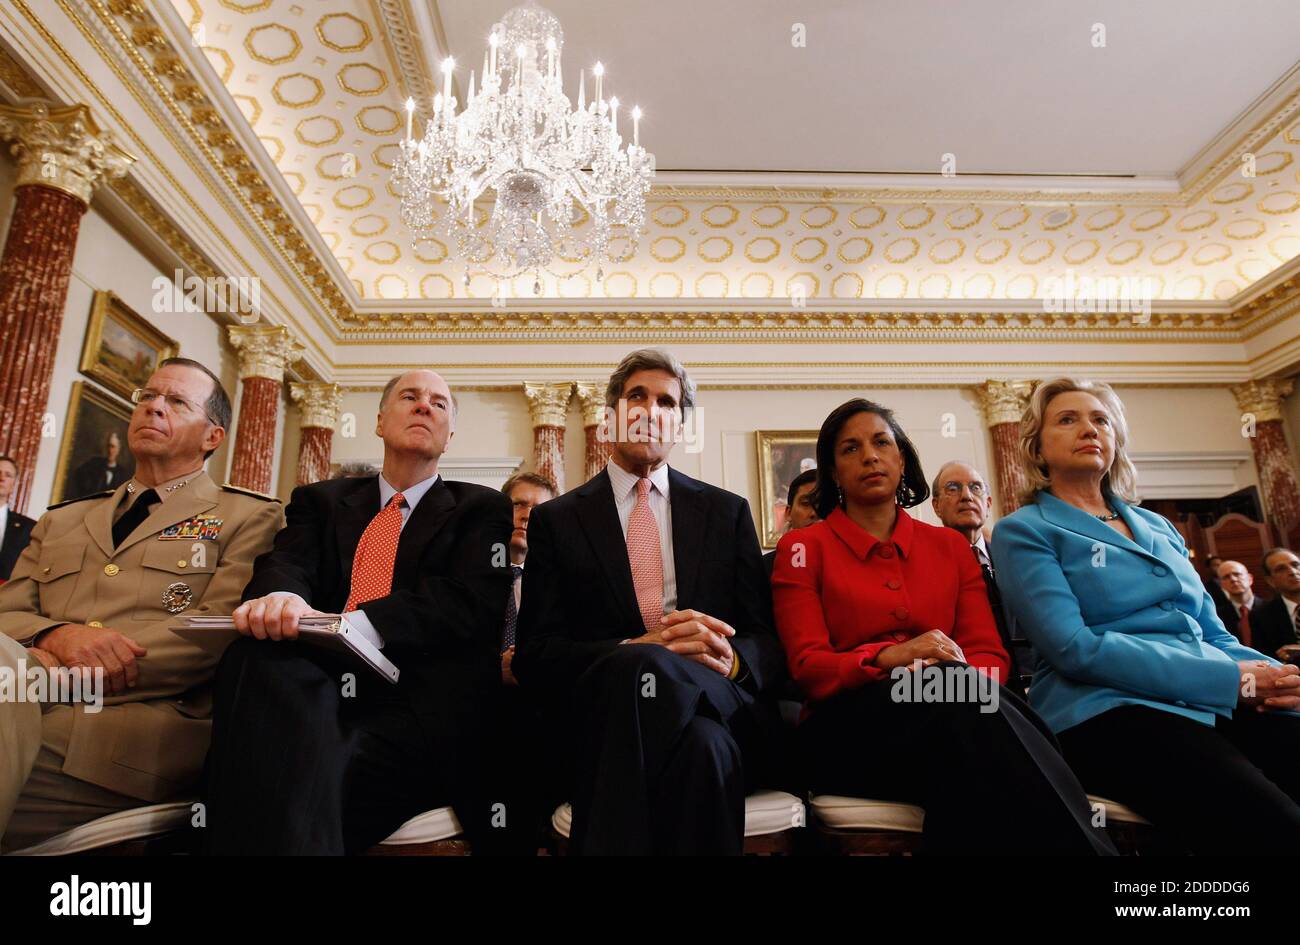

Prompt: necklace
xmin=1095 ymin=506 xmax=1121 ymax=522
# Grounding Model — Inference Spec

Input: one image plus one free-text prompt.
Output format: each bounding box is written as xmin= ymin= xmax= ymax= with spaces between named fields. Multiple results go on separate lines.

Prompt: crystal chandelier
xmin=393 ymin=2 xmax=656 ymax=293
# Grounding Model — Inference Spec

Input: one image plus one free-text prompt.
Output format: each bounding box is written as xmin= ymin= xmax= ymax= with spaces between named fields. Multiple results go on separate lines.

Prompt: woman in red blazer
xmin=771 ymin=399 xmax=1113 ymax=854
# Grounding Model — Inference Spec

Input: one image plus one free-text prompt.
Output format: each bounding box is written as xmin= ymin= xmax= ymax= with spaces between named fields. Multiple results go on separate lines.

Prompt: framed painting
xmin=79 ymin=290 xmax=178 ymax=401
xmin=756 ymin=430 xmax=819 ymax=549
xmin=51 ymin=382 xmax=136 ymax=504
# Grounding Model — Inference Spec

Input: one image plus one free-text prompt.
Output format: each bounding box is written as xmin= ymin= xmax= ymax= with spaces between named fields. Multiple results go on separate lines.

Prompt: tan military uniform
xmin=0 ymin=471 xmax=283 ymax=850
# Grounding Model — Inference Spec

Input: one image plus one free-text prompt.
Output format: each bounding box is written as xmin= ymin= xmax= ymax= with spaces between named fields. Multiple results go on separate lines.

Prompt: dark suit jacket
xmin=1252 ymin=595 xmax=1299 ymax=660
xmin=242 ymin=475 xmax=513 ymax=740
xmin=70 ymin=457 xmax=129 ymax=500
xmin=0 ymin=509 xmax=35 ymax=582
xmin=513 ymin=466 xmax=787 ymax=702
xmin=1214 ymin=594 xmax=1269 ymax=645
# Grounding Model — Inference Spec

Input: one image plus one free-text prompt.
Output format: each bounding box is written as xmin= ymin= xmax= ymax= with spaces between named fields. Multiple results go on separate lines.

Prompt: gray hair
xmin=333 ymin=462 xmax=380 ymax=479
xmin=1017 ymin=377 xmax=1139 ymax=505
xmin=380 ymin=372 xmax=458 ymax=417
xmin=604 ymin=348 xmax=697 ymax=413
xmin=930 ymin=460 xmax=988 ymax=498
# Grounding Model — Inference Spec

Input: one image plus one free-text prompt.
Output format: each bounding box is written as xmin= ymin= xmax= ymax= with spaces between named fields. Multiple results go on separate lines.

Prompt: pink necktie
xmin=627 ymin=478 xmax=664 ymax=632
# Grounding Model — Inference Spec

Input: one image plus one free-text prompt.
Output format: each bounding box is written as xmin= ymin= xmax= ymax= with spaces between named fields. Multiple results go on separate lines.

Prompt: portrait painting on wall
xmin=756 ymin=430 xmax=819 ymax=548
xmin=52 ymin=382 xmax=136 ymax=504
xmin=79 ymin=290 xmax=179 ymax=401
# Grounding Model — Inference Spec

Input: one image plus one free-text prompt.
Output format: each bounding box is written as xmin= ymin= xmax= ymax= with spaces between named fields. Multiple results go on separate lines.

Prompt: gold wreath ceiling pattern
xmin=183 ymin=0 xmax=1300 ymax=303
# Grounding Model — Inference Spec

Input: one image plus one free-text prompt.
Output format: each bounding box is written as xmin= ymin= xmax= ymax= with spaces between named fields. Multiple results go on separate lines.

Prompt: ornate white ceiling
xmin=170 ymin=0 xmax=1300 ymax=309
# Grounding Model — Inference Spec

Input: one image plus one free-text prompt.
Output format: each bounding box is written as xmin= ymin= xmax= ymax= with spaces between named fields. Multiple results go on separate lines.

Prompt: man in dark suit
xmin=1254 ymin=547 xmax=1300 ymax=661
xmin=931 ymin=460 xmax=1031 ymax=695
xmin=69 ymin=432 xmax=130 ymax=499
xmin=202 ymin=370 xmax=513 ymax=854
xmin=0 ymin=456 xmax=35 ymax=582
xmin=762 ymin=468 xmax=818 ymax=577
xmin=1213 ymin=559 xmax=1268 ymax=646
xmin=513 ymin=348 xmax=786 ymax=855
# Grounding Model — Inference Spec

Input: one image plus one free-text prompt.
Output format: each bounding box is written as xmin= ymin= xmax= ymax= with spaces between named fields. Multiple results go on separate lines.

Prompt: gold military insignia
xmin=163 ymin=581 xmax=194 ymax=614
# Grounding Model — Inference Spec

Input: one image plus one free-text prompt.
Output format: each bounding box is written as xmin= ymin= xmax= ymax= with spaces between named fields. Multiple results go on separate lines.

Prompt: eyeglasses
xmin=131 ymin=388 xmax=218 ymax=425
xmin=941 ymin=481 xmax=986 ymax=497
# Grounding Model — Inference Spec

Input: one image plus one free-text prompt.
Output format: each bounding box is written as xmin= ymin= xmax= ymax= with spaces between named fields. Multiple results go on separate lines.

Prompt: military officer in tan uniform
xmin=0 ymin=357 xmax=283 ymax=851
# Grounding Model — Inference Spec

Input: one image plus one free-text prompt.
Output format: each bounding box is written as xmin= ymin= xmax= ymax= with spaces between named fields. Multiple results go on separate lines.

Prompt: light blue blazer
xmin=990 ymin=491 xmax=1287 ymax=734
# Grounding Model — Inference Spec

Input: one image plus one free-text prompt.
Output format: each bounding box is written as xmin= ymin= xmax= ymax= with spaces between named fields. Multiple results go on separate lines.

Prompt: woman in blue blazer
xmin=992 ymin=377 xmax=1300 ymax=853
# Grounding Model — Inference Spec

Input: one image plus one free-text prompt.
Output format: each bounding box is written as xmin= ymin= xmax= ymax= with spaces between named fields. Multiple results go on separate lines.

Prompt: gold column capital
xmin=973 ymin=379 xmax=1037 ymax=427
xmin=574 ymin=381 xmax=608 ymax=429
xmin=1230 ymin=377 xmax=1295 ymax=422
xmin=0 ymin=102 xmax=135 ymax=204
xmin=227 ymin=324 xmax=303 ymax=382
xmin=524 ymin=382 xmax=573 ymax=429
xmin=289 ymin=382 xmax=342 ymax=429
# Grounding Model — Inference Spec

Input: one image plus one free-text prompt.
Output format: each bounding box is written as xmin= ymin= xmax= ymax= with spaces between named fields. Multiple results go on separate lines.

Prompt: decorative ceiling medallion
xmin=372 ymin=143 xmax=401 ymax=169
xmin=232 ymin=93 xmax=261 ymax=125
xmin=649 ymin=273 xmax=684 ymax=298
xmin=1041 ymin=207 xmax=1076 ymax=230
xmin=1192 ymin=243 xmax=1232 ymax=265
xmin=413 ymin=237 xmax=449 ymax=263
xmin=650 ymin=204 xmax=688 ymax=227
xmin=897 ymin=205 xmax=934 ymax=230
xmin=944 ymin=205 xmax=982 ymax=230
xmin=316 ymin=152 xmax=358 ymax=180
xmin=350 ymin=214 xmax=389 ymax=237
xmin=244 ymin=24 xmax=301 ymax=65
xmin=316 ymin=12 xmax=372 ymax=52
xmin=1270 ymin=236 xmax=1300 ymax=260
xmin=202 ymin=46 xmax=234 ymax=83
xmin=1106 ymin=240 xmax=1144 ymax=265
xmin=919 ymin=273 xmax=951 ymax=299
xmin=1130 ymin=208 xmax=1170 ymax=231
xmin=832 ymin=272 xmax=864 ymax=298
xmin=337 ymin=63 xmax=388 ymax=97
xmin=787 ymin=272 xmax=820 ymax=296
xmin=694 ymin=271 xmax=729 ymax=296
xmin=992 ymin=206 xmax=1031 ymax=230
xmin=602 ymin=272 xmax=636 ymax=296
xmin=751 ymin=204 xmax=789 ymax=228
xmin=650 ymin=236 xmax=686 ymax=262
xmin=701 ymin=204 xmax=739 ymax=228
xmin=884 ymin=237 xmax=919 ymax=263
xmin=333 ymin=184 xmax=375 ymax=209
xmin=421 ymin=273 xmax=455 ymax=298
xmin=1063 ymin=239 xmax=1100 ymax=265
xmin=963 ymin=273 xmax=995 ymax=298
xmin=874 ymin=273 xmax=908 ymax=297
xmin=836 ymin=237 xmax=872 ymax=264
xmin=1018 ymin=239 xmax=1054 ymax=264
xmin=1253 ymin=150 xmax=1294 ymax=175
xmin=975 ymin=239 xmax=1011 ymax=264
xmin=792 ymin=237 xmax=827 ymax=262
xmin=375 ymin=274 xmax=409 ymax=298
xmin=294 ymin=116 xmax=343 ymax=147
xmin=1258 ymin=192 xmax=1300 ymax=214
xmin=745 ymin=237 xmax=780 ymax=263
xmin=1083 ymin=207 xmax=1123 ymax=231
xmin=698 ymin=236 xmax=733 ymax=262
xmin=271 ymin=72 xmax=324 ymax=108
xmin=219 ymin=0 xmax=271 ymax=12
xmin=1176 ymin=209 xmax=1218 ymax=231
xmin=1151 ymin=240 xmax=1189 ymax=264
xmin=799 ymin=205 xmax=837 ymax=228
xmin=356 ymin=105 xmax=400 ymax=135
xmin=1210 ymin=182 xmax=1254 ymax=204
xmin=258 ymin=135 xmax=284 ymax=162
xmin=928 ymin=238 xmax=964 ymax=264
xmin=1224 ymin=219 xmax=1266 ymax=240
xmin=741 ymin=273 xmax=774 ymax=298
xmin=848 ymin=205 xmax=886 ymax=229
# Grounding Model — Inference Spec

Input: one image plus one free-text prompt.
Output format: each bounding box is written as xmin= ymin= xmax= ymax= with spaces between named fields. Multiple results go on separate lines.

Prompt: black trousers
xmin=1059 ymin=704 xmax=1300 ymax=854
xmin=203 ymin=638 xmax=451 ymax=855
xmin=798 ymin=668 xmax=1115 ymax=855
xmin=565 ymin=644 xmax=767 ymax=856
xmin=484 ymin=684 xmax=552 ymax=855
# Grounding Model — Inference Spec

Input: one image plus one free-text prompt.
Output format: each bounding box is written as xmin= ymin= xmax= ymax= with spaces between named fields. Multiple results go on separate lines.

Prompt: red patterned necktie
xmin=627 ymin=477 xmax=664 ymax=632
xmin=1238 ymin=604 xmax=1252 ymax=647
xmin=344 ymin=492 xmax=405 ymax=613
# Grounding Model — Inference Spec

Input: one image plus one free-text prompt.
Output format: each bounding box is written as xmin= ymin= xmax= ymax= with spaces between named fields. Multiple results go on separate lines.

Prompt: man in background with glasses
xmin=931 ymin=460 xmax=1031 ymax=694
xmin=0 ymin=357 xmax=284 ymax=852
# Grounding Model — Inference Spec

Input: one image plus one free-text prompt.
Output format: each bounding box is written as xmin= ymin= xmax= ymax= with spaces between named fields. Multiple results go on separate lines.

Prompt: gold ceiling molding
xmin=370 ymin=0 xmax=437 ymax=106
xmin=0 ymin=43 xmax=45 ymax=97
xmin=98 ymin=0 xmax=355 ymax=325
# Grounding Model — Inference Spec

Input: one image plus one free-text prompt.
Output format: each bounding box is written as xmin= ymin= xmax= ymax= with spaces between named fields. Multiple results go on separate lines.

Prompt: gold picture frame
xmin=756 ymin=430 xmax=819 ymax=549
xmin=79 ymin=290 xmax=178 ymax=401
xmin=51 ymin=382 xmax=136 ymax=505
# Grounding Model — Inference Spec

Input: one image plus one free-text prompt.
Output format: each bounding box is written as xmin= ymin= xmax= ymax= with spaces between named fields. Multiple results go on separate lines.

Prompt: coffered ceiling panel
xmin=174 ymin=0 xmax=1300 ymax=309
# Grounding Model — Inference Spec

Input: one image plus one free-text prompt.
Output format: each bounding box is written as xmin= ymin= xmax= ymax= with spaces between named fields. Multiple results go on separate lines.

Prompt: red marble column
xmin=974 ymin=380 xmax=1037 ymax=518
xmin=296 ymin=426 xmax=333 ymax=486
xmin=227 ymin=325 xmax=303 ymax=494
xmin=289 ymin=381 xmax=342 ymax=486
xmin=1232 ymin=379 xmax=1300 ymax=540
xmin=576 ymin=381 xmax=613 ymax=483
xmin=524 ymin=382 xmax=572 ymax=495
xmin=0 ymin=103 xmax=132 ymax=512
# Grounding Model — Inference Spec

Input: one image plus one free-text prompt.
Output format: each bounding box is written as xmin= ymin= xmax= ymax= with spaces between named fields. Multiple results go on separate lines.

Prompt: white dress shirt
xmin=972 ymin=533 xmax=993 ymax=571
xmin=0 ymin=504 xmax=8 ymax=540
xmin=605 ymin=460 xmax=678 ymax=615
xmin=1284 ymin=596 xmax=1299 ymax=635
xmin=273 ymin=472 xmax=441 ymax=650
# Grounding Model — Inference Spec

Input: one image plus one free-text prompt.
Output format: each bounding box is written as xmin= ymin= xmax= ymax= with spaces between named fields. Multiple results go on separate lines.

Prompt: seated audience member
xmin=1214 ymin=559 xmax=1267 ymax=646
xmin=494 ymin=470 xmax=556 ymax=853
xmin=771 ymin=399 xmax=1113 ymax=855
xmin=992 ymin=377 xmax=1300 ymax=853
xmin=0 ymin=456 xmax=36 ymax=582
xmin=930 ymin=460 xmax=1032 ymax=693
xmin=513 ymin=348 xmax=786 ymax=855
xmin=1202 ymin=554 xmax=1229 ymax=612
xmin=1254 ymin=548 xmax=1300 ymax=661
xmin=203 ymin=370 xmax=513 ymax=855
xmin=0 ymin=359 xmax=283 ymax=851
xmin=764 ymin=468 xmax=819 ymax=576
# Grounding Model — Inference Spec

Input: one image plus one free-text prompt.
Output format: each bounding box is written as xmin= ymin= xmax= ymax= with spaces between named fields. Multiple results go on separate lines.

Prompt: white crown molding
xmin=1129 ymin=450 xmax=1253 ymax=500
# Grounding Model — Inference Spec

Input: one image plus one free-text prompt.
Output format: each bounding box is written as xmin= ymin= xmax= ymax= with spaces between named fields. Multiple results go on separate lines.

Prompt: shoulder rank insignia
xmin=47 ymin=489 xmax=114 ymax=511
xmin=220 ymin=483 xmax=281 ymax=502
xmin=160 ymin=514 xmax=223 ymax=541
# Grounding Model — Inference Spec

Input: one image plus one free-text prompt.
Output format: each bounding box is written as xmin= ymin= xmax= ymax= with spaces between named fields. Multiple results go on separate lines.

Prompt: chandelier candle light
xmin=393 ymin=2 xmax=656 ymax=294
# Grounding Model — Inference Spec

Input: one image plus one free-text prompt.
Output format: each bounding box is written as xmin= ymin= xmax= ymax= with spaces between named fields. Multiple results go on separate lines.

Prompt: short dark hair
xmin=0 ymin=455 xmax=16 ymax=474
xmin=502 ymin=471 xmax=557 ymax=499
xmin=786 ymin=468 xmax=817 ymax=509
xmin=812 ymin=398 xmax=929 ymax=519
xmin=1262 ymin=547 xmax=1296 ymax=574
xmin=158 ymin=357 xmax=232 ymax=459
